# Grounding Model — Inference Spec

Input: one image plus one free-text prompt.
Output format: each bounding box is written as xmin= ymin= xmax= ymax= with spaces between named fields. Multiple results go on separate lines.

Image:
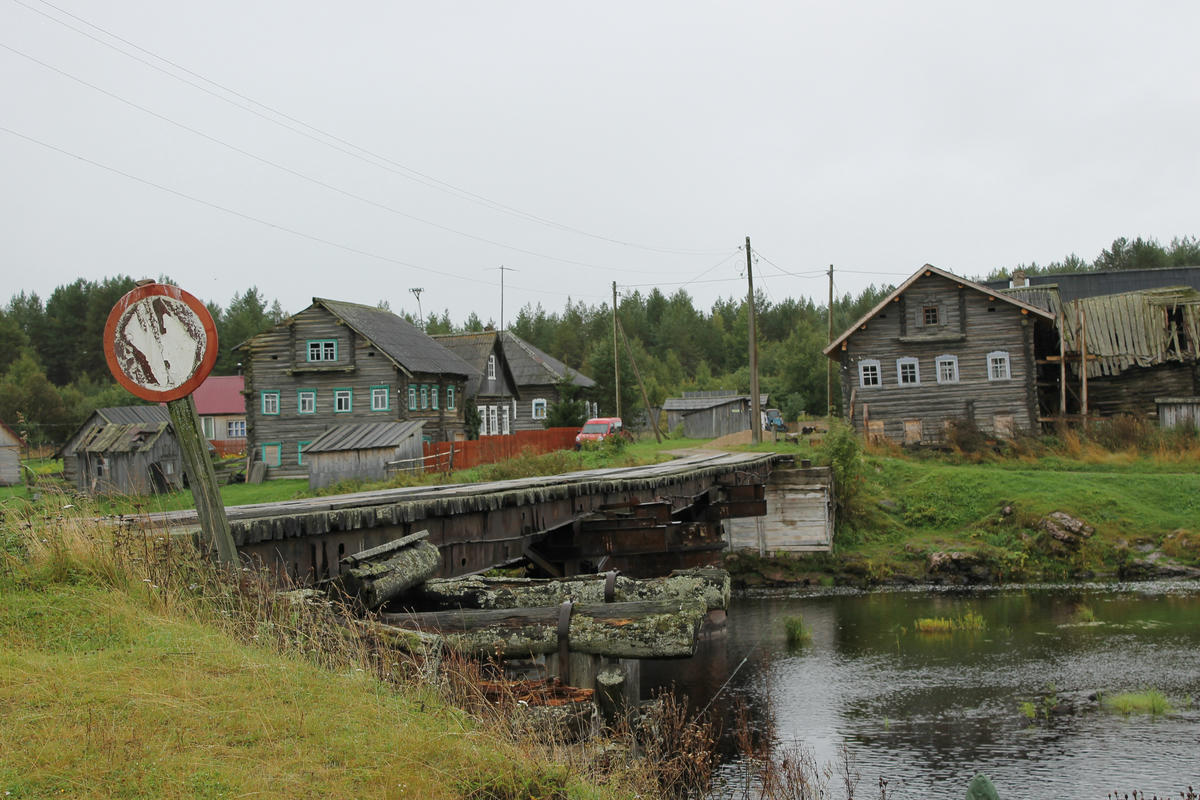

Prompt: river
xmin=642 ymin=582 xmax=1200 ymax=799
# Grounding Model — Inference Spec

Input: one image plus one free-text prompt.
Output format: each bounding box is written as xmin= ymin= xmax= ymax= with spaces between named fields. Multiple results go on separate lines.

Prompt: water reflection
xmin=642 ymin=583 xmax=1200 ymax=798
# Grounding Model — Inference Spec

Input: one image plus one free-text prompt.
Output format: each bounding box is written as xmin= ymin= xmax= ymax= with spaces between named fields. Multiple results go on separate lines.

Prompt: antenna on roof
xmin=494 ymin=266 xmax=516 ymax=332
xmin=409 ymin=288 xmax=424 ymax=329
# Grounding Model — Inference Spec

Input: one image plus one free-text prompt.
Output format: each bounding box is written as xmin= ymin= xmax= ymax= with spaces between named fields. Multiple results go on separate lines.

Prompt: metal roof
xmin=499 ymin=331 xmax=596 ymax=388
xmin=312 ymin=298 xmax=476 ymax=379
xmin=663 ymin=394 xmax=769 ymax=412
xmin=824 ymin=265 xmax=1055 ymax=356
xmin=985 ymin=265 xmax=1200 ymax=303
xmin=78 ymin=421 xmax=170 ymax=454
xmin=190 ymin=375 xmax=245 ymax=415
xmin=305 ymin=420 xmax=425 ymax=453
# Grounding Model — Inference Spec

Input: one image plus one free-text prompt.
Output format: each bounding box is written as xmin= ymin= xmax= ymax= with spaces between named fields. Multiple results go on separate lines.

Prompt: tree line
xmin=2 ymin=234 xmax=1194 ymax=447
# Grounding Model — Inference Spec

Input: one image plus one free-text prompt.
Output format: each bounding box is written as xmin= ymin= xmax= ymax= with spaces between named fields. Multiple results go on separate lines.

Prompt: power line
xmin=0 ymin=40 xmax=672 ymax=276
xmin=13 ymin=0 xmax=729 ymax=257
xmin=0 ymin=124 xmax=605 ymax=301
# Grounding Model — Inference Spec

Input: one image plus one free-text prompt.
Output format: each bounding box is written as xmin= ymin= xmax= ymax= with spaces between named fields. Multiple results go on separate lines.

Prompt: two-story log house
xmin=238 ymin=298 xmax=476 ymax=478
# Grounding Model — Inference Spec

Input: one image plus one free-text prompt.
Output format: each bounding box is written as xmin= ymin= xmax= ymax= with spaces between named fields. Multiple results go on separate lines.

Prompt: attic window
xmin=923 ymin=306 xmax=939 ymax=326
xmin=367 ymin=351 xmax=376 ymax=357
xmin=307 ymin=339 xmax=337 ymax=362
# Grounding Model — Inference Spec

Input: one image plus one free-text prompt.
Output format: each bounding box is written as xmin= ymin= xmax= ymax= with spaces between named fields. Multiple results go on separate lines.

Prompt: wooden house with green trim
xmin=236 ymin=298 xmax=477 ymax=479
xmin=824 ymin=265 xmax=1056 ymax=444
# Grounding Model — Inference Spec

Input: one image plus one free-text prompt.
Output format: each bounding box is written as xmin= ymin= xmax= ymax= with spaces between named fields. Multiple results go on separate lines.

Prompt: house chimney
xmin=1012 ymin=269 xmax=1029 ymax=288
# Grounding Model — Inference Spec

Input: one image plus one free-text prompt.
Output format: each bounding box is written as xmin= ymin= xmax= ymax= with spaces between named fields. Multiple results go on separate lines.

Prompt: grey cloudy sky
xmin=3 ymin=1 xmax=1198 ymax=324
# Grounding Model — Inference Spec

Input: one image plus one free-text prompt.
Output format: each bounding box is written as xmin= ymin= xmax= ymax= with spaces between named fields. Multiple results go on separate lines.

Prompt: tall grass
xmin=1103 ymin=690 xmax=1173 ymax=716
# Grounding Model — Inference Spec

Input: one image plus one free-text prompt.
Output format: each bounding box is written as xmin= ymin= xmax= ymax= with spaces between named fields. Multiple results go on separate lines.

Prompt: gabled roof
xmin=95 ymin=405 xmax=170 ymax=425
xmin=431 ymin=331 xmax=520 ymax=398
xmin=314 ymin=298 xmax=475 ymax=378
xmin=78 ymin=421 xmax=170 ymax=454
xmin=823 ymin=264 xmax=1055 ymax=357
xmin=499 ymin=331 xmax=596 ymax=388
xmin=305 ymin=420 xmax=424 ymax=453
xmin=0 ymin=420 xmax=20 ymax=448
xmin=190 ymin=375 xmax=245 ymax=416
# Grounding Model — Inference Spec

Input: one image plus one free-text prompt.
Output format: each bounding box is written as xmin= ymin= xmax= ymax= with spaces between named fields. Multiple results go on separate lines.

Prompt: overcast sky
xmin=3 ymin=1 xmax=1198 ymax=325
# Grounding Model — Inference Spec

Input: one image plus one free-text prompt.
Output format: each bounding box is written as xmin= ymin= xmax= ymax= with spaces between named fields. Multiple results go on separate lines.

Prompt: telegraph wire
xmin=12 ymin=0 xmax=728 ymax=257
xmin=0 ymin=125 xmax=606 ymax=301
xmin=0 ymin=40 xmax=666 ymax=276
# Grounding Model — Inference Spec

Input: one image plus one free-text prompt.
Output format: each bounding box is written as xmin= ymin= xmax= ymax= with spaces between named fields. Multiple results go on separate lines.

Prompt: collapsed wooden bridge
xmin=149 ymin=451 xmax=782 ymax=582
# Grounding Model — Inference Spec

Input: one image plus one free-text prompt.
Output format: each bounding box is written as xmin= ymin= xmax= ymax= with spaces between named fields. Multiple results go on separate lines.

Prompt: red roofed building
xmin=191 ymin=375 xmax=247 ymax=455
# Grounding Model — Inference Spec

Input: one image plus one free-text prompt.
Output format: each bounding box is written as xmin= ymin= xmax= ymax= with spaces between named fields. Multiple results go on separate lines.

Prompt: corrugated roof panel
xmin=315 ymin=299 xmax=476 ymax=378
xmin=305 ymin=420 xmax=425 ymax=453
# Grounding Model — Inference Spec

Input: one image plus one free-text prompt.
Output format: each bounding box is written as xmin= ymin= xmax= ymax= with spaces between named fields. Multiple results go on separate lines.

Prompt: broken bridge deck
xmin=148 ymin=451 xmax=785 ymax=581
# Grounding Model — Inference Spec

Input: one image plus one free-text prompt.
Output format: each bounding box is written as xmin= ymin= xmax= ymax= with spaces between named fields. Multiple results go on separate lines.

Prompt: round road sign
xmin=103 ymin=283 xmax=219 ymax=402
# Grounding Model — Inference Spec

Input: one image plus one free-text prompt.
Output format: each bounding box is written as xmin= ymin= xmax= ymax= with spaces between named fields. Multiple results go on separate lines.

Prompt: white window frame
xmin=431 ymin=385 xmax=438 ymax=410
xmin=447 ymin=386 xmax=456 ymax=410
xmin=987 ymin=351 xmax=1011 ymax=381
xmin=896 ymin=357 xmax=920 ymax=386
xmin=501 ymin=405 xmax=510 ymax=434
xmin=334 ymin=388 xmax=353 ymax=413
xmin=858 ymin=359 xmax=881 ymax=388
xmin=370 ymin=386 xmax=389 ymax=411
xmin=488 ymin=405 xmax=499 ymax=435
xmin=408 ymin=385 xmax=418 ymax=410
xmin=297 ymin=389 xmax=316 ymax=414
xmin=532 ymin=398 xmax=548 ymax=420
xmin=420 ymin=385 xmax=429 ymax=410
xmin=227 ymin=419 xmax=246 ymax=438
xmin=487 ymin=354 xmax=497 ymax=380
xmin=935 ymin=355 xmax=959 ymax=385
xmin=307 ymin=339 xmax=337 ymax=362
xmin=201 ymin=416 xmax=215 ymax=439
xmin=261 ymin=391 xmax=280 ymax=415
xmin=477 ymin=405 xmax=487 ymax=436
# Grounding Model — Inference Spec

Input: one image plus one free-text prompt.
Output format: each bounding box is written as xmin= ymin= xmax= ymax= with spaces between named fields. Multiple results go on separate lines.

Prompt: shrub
xmin=818 ymin=421 xmax=864 ymax=520
xmin=784 ymin=616 xmax=812 ymax=647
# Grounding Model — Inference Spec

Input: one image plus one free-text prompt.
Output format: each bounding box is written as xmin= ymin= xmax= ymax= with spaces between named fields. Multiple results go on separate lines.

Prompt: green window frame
xmin=408 ymin=385 xmax=417 ymax=410
xmin=447 ymin=386 xmax=456 ymax=410
xmin=261 ymin=391 xmax=280 ymax=415
xmin=431 ymin=385 xmax=439 ymax=410
xmin=261 ymin=442 xmax=282 ymax=467
xmin=307 ymin=339 xmax=337 ymax=362
xmin=334 ymin=387 xmax=353 ymax=413
xmin=420 ymin=385 xmax=429 ymax=410
xmin=297 ymin=440 xmax=311 ymax=466
xmin=370 ymin=385 xmax=390 ymax=411
xmin=297 ymin=389 xmax=316 ymax=414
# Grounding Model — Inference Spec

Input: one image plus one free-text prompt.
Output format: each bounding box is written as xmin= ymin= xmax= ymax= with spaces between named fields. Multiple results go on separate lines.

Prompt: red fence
xmin=422 ymin=427 xmax=579 ymax=472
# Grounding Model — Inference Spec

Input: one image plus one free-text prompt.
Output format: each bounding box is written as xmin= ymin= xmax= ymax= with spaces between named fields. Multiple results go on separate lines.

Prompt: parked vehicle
xmin=764 ymin=408 xmax=787 ymax=432
xmin=575 ymin=417 xmax=625 ymax=449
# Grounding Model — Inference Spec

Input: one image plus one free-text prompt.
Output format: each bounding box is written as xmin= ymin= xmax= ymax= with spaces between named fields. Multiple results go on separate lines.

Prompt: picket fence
xmin=422 ymin=427 xmax=578 ymax=472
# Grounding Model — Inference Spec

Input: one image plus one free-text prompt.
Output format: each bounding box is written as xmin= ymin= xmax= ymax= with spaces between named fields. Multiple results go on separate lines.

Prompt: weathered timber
xmin=338 ymin=531 xmax=441 ymax=608
xmin=380 ymin=598 xmax=707 ymax=659
xmin=419 ymin=567 xmax=730 ymax=611
xmin=167 ymin=395 xmax=238 ymax=564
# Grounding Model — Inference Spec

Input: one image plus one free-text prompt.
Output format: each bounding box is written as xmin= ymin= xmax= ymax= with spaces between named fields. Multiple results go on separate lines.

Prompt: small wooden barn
xmin=305 ymin=420 xmax=425 ymax=490
xmin=60 ymin=406 xmax=173 ymax=490
xmin=663 ymin=391 xmax=770 ymax=439
xmin=71 ymin=418 xmax=184 ymax=495
xmin=1156 ymin=397 xmax=1200 ymax=429
xmin=0 ymin=420 xmax=20 ymax=487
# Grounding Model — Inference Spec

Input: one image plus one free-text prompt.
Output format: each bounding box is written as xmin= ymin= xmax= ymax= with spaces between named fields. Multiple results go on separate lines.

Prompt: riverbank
xmin=725 ymin=426 xmax=1200 ymax=588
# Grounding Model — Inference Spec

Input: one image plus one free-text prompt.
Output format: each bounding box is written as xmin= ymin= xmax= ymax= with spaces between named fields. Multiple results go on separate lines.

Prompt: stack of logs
xmin=329 ymin=530 xmax=729 ymax=717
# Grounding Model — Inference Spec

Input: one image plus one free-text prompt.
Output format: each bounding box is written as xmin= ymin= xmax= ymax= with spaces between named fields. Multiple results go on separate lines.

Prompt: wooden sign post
xmin=103 ymin=282 xmax=238 ymax=565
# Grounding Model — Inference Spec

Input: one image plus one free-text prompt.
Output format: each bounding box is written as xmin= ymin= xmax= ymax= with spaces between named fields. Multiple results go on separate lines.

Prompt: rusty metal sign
xmin=103 ymin=283 xmax=218 ymax=402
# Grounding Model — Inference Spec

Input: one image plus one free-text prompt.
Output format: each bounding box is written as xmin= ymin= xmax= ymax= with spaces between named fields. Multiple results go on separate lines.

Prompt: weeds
xmin=912 ymin=611 xmax=986 ymax=634
xmin=784 ymin=616 xmax=812 ymax=648
xmin=1103 ymin=690 xmax=1173 ymax=716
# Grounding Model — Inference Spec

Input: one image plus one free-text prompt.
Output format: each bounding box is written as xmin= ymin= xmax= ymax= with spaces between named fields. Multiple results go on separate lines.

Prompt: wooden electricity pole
xmin=827 ymin=264 xmax=834 ymax=417
xmin=746 ymin=237 xmax=761 ymax=444
xmin=612 ymin=281 xmax=621 ymax=419
xmin=617 ymin=319 xmax=661 ymax=442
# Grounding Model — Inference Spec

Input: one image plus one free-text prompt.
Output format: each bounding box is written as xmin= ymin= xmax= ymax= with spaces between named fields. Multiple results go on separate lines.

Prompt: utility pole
xmin=746 ymin=237 xmax=761 ymax=444
xmin=827 ymin=264 xmax=834 ymax=417
xmin=612 ymin=281 xmax=621 ymax=419
xmin=496 ymin=266 xmax=516 ymax=331
xmin=409 ymin=287 xmax=424 ymax=329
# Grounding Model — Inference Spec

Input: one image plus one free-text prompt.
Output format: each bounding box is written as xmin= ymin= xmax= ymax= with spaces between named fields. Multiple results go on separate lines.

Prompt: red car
xmin=575 ymin=417 xmax=625 ymax=448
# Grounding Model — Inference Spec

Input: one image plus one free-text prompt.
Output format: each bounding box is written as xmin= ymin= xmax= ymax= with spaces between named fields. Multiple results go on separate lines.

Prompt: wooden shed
xmin=59 ymin=406 xmax=173 ymax=490
xmin=0 ymin=420 xmax=20 ymax=487
xmin=305 ymin=420 xmax=425 ymax=490
xmin=1156 ymin=397 xmax=1200 ymax=429
xmin=663 ymin=391 xmax=769 ymax=440
xmin=72 ymin=419 xmax=184 ymax=495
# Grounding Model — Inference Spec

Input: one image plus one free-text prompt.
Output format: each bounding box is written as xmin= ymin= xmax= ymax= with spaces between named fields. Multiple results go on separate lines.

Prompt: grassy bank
xmin=0 ymin=513 xmax=656 ymax=799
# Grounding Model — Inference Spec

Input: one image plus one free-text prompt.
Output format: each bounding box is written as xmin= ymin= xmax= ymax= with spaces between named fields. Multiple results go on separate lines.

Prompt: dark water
xmin=642 ymin=583 xmax=1200 ymax=798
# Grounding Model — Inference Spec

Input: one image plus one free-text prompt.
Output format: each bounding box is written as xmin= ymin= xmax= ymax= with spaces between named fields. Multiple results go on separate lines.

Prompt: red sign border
xmin=103 ymin=283 xmax=219 ymax=402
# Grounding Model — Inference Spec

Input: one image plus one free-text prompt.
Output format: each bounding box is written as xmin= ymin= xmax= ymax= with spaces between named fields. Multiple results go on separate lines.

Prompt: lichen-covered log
xmin=419 ymin=567 xmax=730 ymax=612
xmin=379 ymin=599 xmax=706 ymax=659
xmin=338 ymin=531 xmax=441 ymax=608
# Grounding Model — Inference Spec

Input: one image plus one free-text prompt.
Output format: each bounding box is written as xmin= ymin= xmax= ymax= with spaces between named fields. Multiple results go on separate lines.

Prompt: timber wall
xmin=838 ymin=272 xmax=1040 ymax=443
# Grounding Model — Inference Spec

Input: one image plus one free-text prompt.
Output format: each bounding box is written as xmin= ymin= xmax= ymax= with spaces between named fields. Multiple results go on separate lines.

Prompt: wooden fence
xmin=209 ymin=439 xmax=247 ymax=458
xmin=422 ymin=427 xmax=579 ymax=472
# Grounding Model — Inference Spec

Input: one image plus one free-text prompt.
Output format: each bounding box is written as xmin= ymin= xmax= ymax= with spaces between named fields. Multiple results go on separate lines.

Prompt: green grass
xmin=1103 ymin=690 xmax=1173 ymax=715
xmin=783 ymin=615 xmax=812 ymax=647
xmin=913 ymin=612 xmax=986 ymax=634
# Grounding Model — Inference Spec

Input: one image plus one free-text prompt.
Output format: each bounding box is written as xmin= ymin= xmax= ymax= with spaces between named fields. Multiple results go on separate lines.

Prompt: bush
xmin=818 ymin=421 xmax=864 ymax=520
